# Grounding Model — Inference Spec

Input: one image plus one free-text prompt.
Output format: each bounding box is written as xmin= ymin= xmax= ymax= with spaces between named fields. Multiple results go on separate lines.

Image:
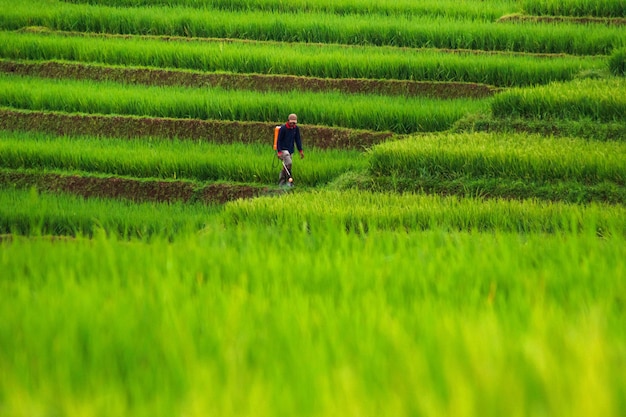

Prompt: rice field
xmin=365 ymin=132 xmax=626 ymax=203
xmin=492 ymin=78 xmax=626 ymax=121
xmin=0 ymin=130 xmax=367 ymax=186
xmin=522 ymin=0 xmax=626 ymax=17
xmin=1 ymin=1 xmax=625 ymax=416
xmin=0 ymin=30 xmax=605 ymax=87
xmin=369 ymin=132 xmax=626 ymax=184
xmin=3 ymin=224 xmax=624 ymax=417
xmin=58 ymin=0 xmax=517 ymax=19
xmin=0 ymin=73 xmax=489 ymax=133
xmin=2 ymin=1 xmax=625 ymax=54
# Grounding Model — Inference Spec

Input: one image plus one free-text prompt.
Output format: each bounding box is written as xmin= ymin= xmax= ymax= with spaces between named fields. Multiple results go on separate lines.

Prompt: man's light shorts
xmin=279 ymin=150 xmax=292 ymax=165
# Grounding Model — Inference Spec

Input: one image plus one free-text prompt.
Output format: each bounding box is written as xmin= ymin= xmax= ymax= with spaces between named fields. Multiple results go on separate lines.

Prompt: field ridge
xmin=0 ymin=168 xmax=267 ymax=204
xmin=498 ymin=13 xmax=626 ymax=25
xmin=0 ymin=59 xmax=499 ymax=99
xmin=0 ymin=108 xmax=395 ymax=149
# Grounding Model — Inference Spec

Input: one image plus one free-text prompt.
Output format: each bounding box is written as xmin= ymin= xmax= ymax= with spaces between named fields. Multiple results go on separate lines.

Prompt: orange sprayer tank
xmin=273 ymin=125 xmax=280 ymax=150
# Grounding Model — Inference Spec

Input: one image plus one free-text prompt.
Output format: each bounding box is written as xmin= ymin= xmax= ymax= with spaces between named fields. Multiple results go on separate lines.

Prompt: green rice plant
xmin=5 ymin=182 xmax=625 ymax=237
xmin=522 ymin=0 xmax=626 ymax=17
xmin=4 ymin=171 xmax=624 ymax=236
xmin=491 ymin=78 xmax=626 ymax=121
xmin=0 ymin=130 xmax=367 ymax=186
xmin=0 ymin=187 xmax=213 ymax=238
xmin=58 ymin=0 xmax=517 ymax=20
xmin=368 ymin=132 xmax=626 ymax=185
xmin=0 ymin=107 xmax=395 ymax=150
xmin=0 ymin=166 xmax=268 ymax=204
xmin=453 ymin=113 xmax=626 ymax=141
xmin=0 ymin=59 xmax=502 ymax=99
xmin=366 ymin=175 xmax=626 ymax=204
xmin=223 ymin=189 xmax=626 ymax=233
xmin=1 ymin=0 xmax=624 ymax=54
xmin=0 ymin=74 xmax=489 ymax=133
xmin=367 ymin=130 xmax=626 ymax=201
xmin=609 ymin=47 xmax=626 ymax=76
xmin=0 ymin=30 xmax=605 ymax=86
xmin=1 ymin=221 xmax=625 ymax=417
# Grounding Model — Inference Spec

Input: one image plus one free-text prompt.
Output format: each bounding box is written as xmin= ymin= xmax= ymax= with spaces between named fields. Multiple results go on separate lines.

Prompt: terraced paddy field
xmin=1 ymin=1 xmax=625 ymax=416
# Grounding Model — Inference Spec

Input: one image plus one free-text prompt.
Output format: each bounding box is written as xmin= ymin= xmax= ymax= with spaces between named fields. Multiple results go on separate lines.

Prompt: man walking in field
xmin=276 ymin=113 xmax=304 ymax=186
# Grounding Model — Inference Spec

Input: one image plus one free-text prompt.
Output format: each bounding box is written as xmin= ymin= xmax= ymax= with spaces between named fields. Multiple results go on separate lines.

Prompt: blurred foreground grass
xmin=1 ymin=224 xmax=625 ymax=417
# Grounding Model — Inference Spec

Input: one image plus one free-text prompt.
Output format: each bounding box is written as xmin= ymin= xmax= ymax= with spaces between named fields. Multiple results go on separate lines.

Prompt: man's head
xmin=288 ymin=114 xmax=298 ymax=127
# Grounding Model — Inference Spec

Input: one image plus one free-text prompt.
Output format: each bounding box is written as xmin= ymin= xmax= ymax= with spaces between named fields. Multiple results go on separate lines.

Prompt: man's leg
xmin=278 ymin=151 xmax=292 ymax=185
xmin=278 ymin=167 xmax=287 ymax=185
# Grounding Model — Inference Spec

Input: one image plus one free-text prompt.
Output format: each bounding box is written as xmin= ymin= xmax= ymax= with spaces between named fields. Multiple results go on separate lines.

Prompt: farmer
xmin=276 ymin=113 xmax=304 ymax=186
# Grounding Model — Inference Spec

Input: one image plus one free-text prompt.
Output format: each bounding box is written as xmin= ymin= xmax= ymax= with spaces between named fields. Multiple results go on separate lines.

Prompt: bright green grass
xmin=1 ymin=1 xmax=624 ymax=54
xmin=1 ymin=223 xmax=625 ymax=417
xmin=3 ymin=186 xmax=625 ymax=236
xmin=369 ymin=132 xmax=626 ymax=184
xmin=223 ymin=189 xmax=626 ymax=234
xmin=58 ymin=0 xmax=518 ymax=20
xmin=0 ymin=187 xmax=215 ymax=238
xmin=364 ymin=132 xmax=626 ymax=202
xmin=0 ymin=130 xmax=367 ymax=186
xmin=491 ymin=78 xmax=626 ymax=121
xmin=0 ymin=31 xmax=604 ymax=87
xmin=522 ymin=0 xmax=626 ymax=17
xmin=0 ymin=74 xmax=489 ymax=133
